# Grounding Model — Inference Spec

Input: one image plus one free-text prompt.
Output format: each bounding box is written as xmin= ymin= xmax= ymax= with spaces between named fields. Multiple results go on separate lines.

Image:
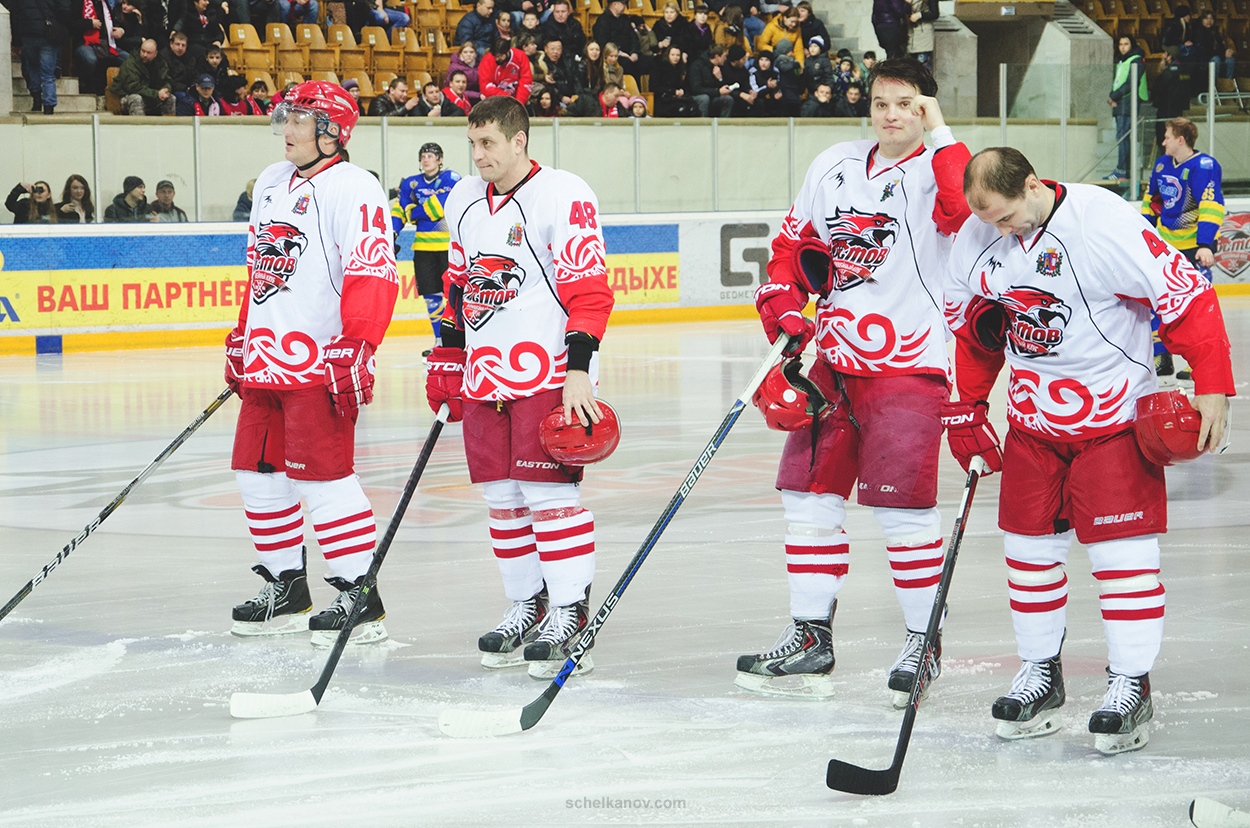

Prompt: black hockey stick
xmin=230 ymin=403 xmax=450 ymax=718
xmin=0 ymin=387 xmax=235 ymax=624
xmin=437 ymin=334 xmax=793 ymax=738
xmin=826 ymin=454 xmax=987 ymax=795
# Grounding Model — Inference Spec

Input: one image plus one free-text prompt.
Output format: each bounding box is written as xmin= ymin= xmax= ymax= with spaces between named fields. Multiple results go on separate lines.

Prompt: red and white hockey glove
xmin=965 ymin=297 xmax=1009 ymax=354
xmin=791 ymin=236 xmax=834 ymax=294
xmin=754 ymin=280 xmax=815 ymax=354
xmin=323 ymin=335 xmax=376 ymax=417
xmin=940 ymin=400 xmax=1003 ymax=475
xmin=225 ymin=327 xmax=246 ymax=394
xmin=425 ymin=346 xmax=465 ymax=423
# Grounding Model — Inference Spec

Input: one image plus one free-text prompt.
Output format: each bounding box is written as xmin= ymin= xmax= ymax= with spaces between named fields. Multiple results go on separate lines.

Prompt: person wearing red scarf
xmin=443 ymin=70 xmax=474 ymax=115
xmin=72 ymin=0 xmax=125 ymax=94
xmin=565 ymin=81 xmax=627 ymax=117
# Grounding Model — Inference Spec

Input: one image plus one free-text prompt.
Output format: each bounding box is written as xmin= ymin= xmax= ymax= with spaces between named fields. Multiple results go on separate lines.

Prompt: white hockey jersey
xmin=444 ymin=162 xmax=615 ymax=402
xmin=239 ymin=158 xmax=399 ymax=389
xmin=946 ymin=182 xmax=1231 ymax=440
xmin=769 ymin=138 xmax=972 ymax=378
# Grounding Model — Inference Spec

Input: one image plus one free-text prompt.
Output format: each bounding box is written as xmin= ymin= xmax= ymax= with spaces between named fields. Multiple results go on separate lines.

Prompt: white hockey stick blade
xmin=230 ymin=689 xmax=318 ymax=719
xmin=438 ymin=707 xmax=523 ymax=738
xmin=1192 ymin=797 xmax=1250 ymax=828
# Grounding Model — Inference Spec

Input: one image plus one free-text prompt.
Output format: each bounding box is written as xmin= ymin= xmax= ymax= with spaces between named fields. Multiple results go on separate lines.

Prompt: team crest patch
xmin=506 ymin=223 xmax=523 ymax=246
xmin=1036 ymin=248 xmax=1062 ymax=278
xmin=880 ymin=180 xmax=898 ymax=201
xmin=292 ymin=195 xmax=309 ymax=215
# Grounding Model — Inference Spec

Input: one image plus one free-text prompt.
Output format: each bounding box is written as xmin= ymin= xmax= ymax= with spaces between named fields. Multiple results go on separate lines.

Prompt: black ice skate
xmin=1088 ymin=668 xmax=1152 ymax=754
xmin=231 ymin=550 xmax=313 ymax=637
xmin=523 ymin=588 xmax=592 ymax=679
xmin=734 ymin=606 xmax=837 ymax=701
xmin=308 ymin=574 xmax=388 ymax=647
xmin=992 ymin=655 xmax=1066 ymax=740
xmin=888 ymin=629 xmax=941 ymax=709
xmin=478 ymin=587 xmax=549 ymax=669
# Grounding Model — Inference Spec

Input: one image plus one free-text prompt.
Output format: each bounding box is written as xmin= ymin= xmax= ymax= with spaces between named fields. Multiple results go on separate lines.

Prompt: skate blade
xmin=1094 ymin=723 xmax=1149 ymax=755
xmin=309 ymin=620 xmax=388 ymax=648
xmin=1191 ymin=796 xmax=1250 ymax=828
xmin=995 ymin=710 xmax=1063 ymax=740
xmin=527 ymin=654 xmax=593 ymax=680
xmin=480 ymin=650 xmax=526 ymax=670
xmin=891 ymin=684 xmax=930 ymax=710
xmin=734 ymin=671 xmax=834 ymax=701
xmin=230 ymin=611 xmax=311 ymax=637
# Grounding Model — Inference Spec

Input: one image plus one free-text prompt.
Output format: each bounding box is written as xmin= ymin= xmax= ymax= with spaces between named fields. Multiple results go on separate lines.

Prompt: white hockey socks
xmin=1090 ymin=535 xmax=1165 ymax=676
xmin=295 ymin=476 xmax=377 ymax=582
xmin=483 ymin=480 xmax=542 ymax=602
xmin=1004 ymin=531 xmax=1073 ymax=662
xmin=781 ymin=490 xmax=848 ymax=620
xmin=877 ymin=506 xmax=944 ymax=633
xmin=523 ymin=481 xmax=594 ymax=608
xmin=236 ymin=471 xmax=305 ymax=577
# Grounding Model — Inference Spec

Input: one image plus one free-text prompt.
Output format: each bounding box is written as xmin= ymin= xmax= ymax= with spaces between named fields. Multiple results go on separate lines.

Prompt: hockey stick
xmin=1192 ymin=797 xmax=1250 ymax=828
xmin=0 ymin=387 xmax=235 ymax=624
xmin=229 ymin=404 xmax=450 ymax=719
xmin=826 ymin=454 xmax=987 ymax=796
xmin=437 ymin=334 xmax=793 ymax=738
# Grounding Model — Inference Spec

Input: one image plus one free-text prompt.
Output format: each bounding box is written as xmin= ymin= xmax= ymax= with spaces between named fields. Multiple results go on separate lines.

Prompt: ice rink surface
xmin=2 ymin=312 xmax=1250 ymax=828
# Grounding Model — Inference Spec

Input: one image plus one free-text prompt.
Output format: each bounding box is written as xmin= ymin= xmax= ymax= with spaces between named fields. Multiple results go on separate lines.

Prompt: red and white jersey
xmin=946 ymin=182 xmax=1234 ymax=440
xmin=445 ymin=162 xmax=615 ymax=402
xmin=769 ymin=137 xmax=971 ymax=378
xmin=238 ymin=158 xmax=399 ymax=389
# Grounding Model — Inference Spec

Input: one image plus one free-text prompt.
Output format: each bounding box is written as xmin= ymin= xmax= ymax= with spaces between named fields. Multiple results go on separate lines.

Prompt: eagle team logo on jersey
xmin=1036 ymin=248 xmax=1062 ymax=278
xmin=251 ymin=221 xmax=308 ymax=304
xmin=824 ymin=207 xmax=899 ymax=290
xmin=1000 ymin=287 xmax=1071 ymax=358
xmin=1215 ymin=212 xmax=1250 ymax=278
xmin=462 ymin=253 xmax=525 ymax=330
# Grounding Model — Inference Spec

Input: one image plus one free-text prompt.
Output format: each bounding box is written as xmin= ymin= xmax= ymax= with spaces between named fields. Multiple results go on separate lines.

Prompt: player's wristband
xmin=931 ymin=125 xmax=955 ymax=149
xmin=565 ymin=331 xmax=599 ymax=373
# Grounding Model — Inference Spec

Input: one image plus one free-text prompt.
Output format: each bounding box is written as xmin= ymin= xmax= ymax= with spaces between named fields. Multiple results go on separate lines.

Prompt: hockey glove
xmin=966 ymin=297 xmax=1009 ymax=353
xmin=791 ymin=236 xmax=834 ymax=294
xmin=425 ymin=346 xmax=465 ymax=423
xmin=323 ymin=335 xmax=376 ymax=417
xmin=754 ymin=280 xmax=815 ymax=355
xmin=940 ymin=400 xmax=1003 ymax=475
xmin=225 ymin=327 xmax=246 ymax=394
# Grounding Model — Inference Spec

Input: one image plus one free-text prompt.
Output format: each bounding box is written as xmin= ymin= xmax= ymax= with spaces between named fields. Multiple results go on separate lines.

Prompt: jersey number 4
xmin=360 ymin=205 xmax=387 ymax=233
xmin=1142 ymin=229 xmax=1169 ymax=258
xmin=569 ymin=201 xmax=597 ymax=229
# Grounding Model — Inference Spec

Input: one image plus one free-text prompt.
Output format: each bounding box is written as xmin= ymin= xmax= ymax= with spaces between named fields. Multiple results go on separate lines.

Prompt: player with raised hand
xmin=426 ymin=95 xmax=615 ymax=678
xmin=738 ymin=57 xmax=973 ymax=704
xmin=947 ymin=147 xmax=1232 ymax=754
xmin=226 ymin=80 xmax=400 ymax=646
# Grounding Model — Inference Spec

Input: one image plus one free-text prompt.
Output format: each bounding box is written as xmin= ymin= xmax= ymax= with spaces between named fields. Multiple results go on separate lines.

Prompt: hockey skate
xmin=734 ymin=619 xmax=836 ymax=701
xmin=888 ymin=629 xmax=941 ymax=709
xmin=231 ymin=552 xmax=313 ymax=637
xmin=1089 ymin=668 xmax=1152 ymax=754
xmin=478 ymin=588 xmax=548 ymax=669
xmin=309 ymin=575 xmax=388 ymax=647
xmin=992 ymin=656 xmax=1065 ymax=740
xmin=523 ymin=589 xmax=593 ymax=679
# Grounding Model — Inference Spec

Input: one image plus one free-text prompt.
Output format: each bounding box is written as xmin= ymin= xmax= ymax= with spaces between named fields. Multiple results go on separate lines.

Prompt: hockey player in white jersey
xmin=225 ymin=81 xmax=400 ymax=646
xmin=737 ymin=58 xmax=973 ymax=704
xmin=425 ymin=96 xmax=615 ymax=678
xmin=945 ymin=147 xmax=1232 ymax=753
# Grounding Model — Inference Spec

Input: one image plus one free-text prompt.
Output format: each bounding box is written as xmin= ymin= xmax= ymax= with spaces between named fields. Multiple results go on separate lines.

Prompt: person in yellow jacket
xmin=757 ymin=7 xmax=805 ymax=69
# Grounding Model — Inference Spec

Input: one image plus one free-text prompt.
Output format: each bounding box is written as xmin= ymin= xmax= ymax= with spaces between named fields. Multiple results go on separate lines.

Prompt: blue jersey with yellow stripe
xmin=1142 ymin=151 xmax=1225 ymax=251
xmin=392 ymin=169 xmax=462 ymax=252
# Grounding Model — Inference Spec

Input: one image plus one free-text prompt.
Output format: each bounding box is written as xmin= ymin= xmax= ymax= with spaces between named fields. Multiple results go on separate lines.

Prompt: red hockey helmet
xmin=752 ymin=358 xmax=830 ymax=432
xmin=1134 ymin=390 xmax=1204 ymax=466
xmin=539 ymin=401 xmax=622 ymax=465
xmin=271 ymin=81 xmax=360 ymax=147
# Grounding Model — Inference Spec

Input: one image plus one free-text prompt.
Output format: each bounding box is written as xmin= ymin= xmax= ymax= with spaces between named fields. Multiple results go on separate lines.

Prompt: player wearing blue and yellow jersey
xmin=392 ymin=142 xmax=462 ymax=349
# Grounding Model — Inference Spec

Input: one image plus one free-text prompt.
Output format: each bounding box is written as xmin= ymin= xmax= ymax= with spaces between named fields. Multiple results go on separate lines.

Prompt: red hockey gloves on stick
xmin=755 ymin=281 xmax=815 ymax=354
xmin=940 ymin=400 xmax=1003 ymax=475
xmin=425 ymin=346 xmax=465 ymax=423
xmin=323 ymin=335 xmax=376 ymax=417
xmin=225 ymin=328 xmax=246 ymax=394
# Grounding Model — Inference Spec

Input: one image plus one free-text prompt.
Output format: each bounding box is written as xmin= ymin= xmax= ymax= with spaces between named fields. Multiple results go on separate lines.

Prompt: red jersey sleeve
xmin=479 ymin=54 xmax=501 ymax=97
xmin=931 ymin=142 xmax=972 ymax=237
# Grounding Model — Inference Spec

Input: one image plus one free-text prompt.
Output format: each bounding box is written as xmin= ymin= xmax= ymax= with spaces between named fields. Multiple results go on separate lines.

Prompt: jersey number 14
xmin=360 ymin=205 xmax=387 ymax=233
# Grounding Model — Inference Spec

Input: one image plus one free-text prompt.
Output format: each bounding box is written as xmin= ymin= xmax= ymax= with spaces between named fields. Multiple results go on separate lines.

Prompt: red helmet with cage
xmin=279 ymin=81 xmax=360 ymax=146
xmin=752 ymin=359 xmax=829 ymax=432
xmin=539 ymin=401 xmax=622 ymax=465
xmin=1134 ymin=390 xmax=1204 ymax=465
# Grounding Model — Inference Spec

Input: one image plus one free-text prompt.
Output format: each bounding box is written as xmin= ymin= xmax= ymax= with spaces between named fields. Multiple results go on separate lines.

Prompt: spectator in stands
xmin=276 ymin=0 xmax=317 ymax=29
xmin=56 ymin=174 xmax=95 ymax=223
xmin=342 ymin=78 xmax=366 ymax=113
xmin=631 ymin=15 xmax=661 ymax=63
xmin=249 ymin=80 xmax=272 ymax=112
xmin=831 ymin=54 xmax=855 ymax=95
xmin=774 ymin=37 xmax=803 ymax=115
xmin=1107 ymin=35 xmax=1146 ymax=181
xmin=480 ymin=38 xmax=534 ymax=103
xmin=603 ymin=42 xmax=626 ymax=89
xmin=803 ymin=34 xmax=833 ymax=92
xmin=724 ymin=43 xmax=755 ymax=115
xmin=13 ymin=0 xmax=67 ymax=114
xmin=114 ymin=0 xmax=145 ymax=55
xmin=443 ymin=69 xmax=474 ymax=113
xmin=689 ymin=41 xmax=734 ymax=116
xmin=494 ymin=10 xmax=513 ymax=42
xmin=906 ymin=0 xmax=937 ymax=71
xmin=160 ymin=31 xmax=195 ymax=94
xmin=535 ymin=37 xmax=576 ymax=106
xmin=529 ymin=86 xmax=561 ymax=116
xmin=196 ymin=44 xmax=231 ymax=89
xmin=749 ymin=49 xmax=783 ymax=115
xmin=796 ymin=2 xmax=827 ymax=50
xmin=580 ymin=40 xmax=606 ymax=93
xmin=150 ymin=180 xmax=189 ymax=221
xmin=448 ymin=41 xmax=484 ymax=105
xmin=233 ymin=178 xmax=255 ymax=221
xmin=6 ymin=181 xmax=59 ymax=223
xmin=834 ymin=79 xmax=868 ymax=116
xmin=1196 ymin=11 xmax=1236 ymax=79
xmin=1160 ymin=5 xmax=1194 ymax=56
xmin=177 ymin=0 xmax=226 ymax=60
xmin=758 ymin=7 xmax=803 ymax=67
xmin=104 ymin=176 xmax=150 ymax=222
xmin=369 ymin=77 xmax=422 ymax=114
xmin=592 ymin=0 xmax=645 ymax=78
xmin=687 ymin=5 xmax=713 ymax=59
xmin=456 ymin=0 xmax=497 ymax=57
xmin=540 ymin=0 xmax=587 ymax=57
xmin=628 ymin=95 xmax=648 ymax=117
xmin=111 ymin=38 xmax=176 ymax=115
xmin=516 ymin=32 xmax=543 ymax=79
xmin=218 ymin=74 xmax=263 ymax=112
xmin=412 ymin=81 xmax=450 ymax=115
xmin=73 ymin=0 xmax=128 ymax=95
xmin=1152 ymin=49 xmax=1192 ymax=156
xmin=566 ymin=79 xmax=629 ymax=116
xmin=652 ymin=43 xmax=696 ymax=115
xmin=714 ymin=5 xmax=749 ymax=56
xmin=800 ymin=81 xmax=835 ymax=116
xmin=859 ymin=49 xmax=876 ymax=81
xmin=365 ymin=0 xmax=409 ymax=34
xmin=517 ymin=9 xmax=542 ymax=42
xmin=652 ymin=2 xmax=692 ymax=60
xmin=175 ymin=72 xmax=222 ymax=113
xmin=871 ymin=0 xmax=910 ymax=59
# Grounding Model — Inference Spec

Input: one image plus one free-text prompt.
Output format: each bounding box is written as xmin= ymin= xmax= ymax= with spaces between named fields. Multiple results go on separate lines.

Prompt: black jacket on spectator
xmin=540 ymin=16 xmax=587 ymax=56
xmin=687 ymin=21 xmax=713 ymax=59
xmin=177 ymin=6 xmax=226 ymax=52
xmin=803 ymin=53 xmax=833 ymax=92
xmin=455 ymin=9 xmax=496 ymax=55
xmin=6 ymin=185 xmax=57 ymax=223
xmin=537 ymin=52 xmax=578 ymax=101
xmin=104 ymin=192 xmax=151 ymax=222
xmin=12 ymin=0 xmax=69 ymax=46
xmin=368 ymin=94 xmax=417 ymax=116
xmin=1160 ymin=14 xmax=1192 ymax=52
xmin=565 ymin=91 xmax=627 ymax=117
xmin=1193 ymin=22 xmax=1226 ymax=63
xmin=194 ymin=52 xmax=232 ymax=88
xmin=649 ymin=56 xmax=686 ymax=97
xmin=687 ymin=54 xmax=726 ymax=99
xmin=1152 ymin=60 xmax=1191 ymax=118
xmin=800 ymin=15 xmax=829 ymax=50
xmin=591 ymin=10 xmax=640 ymax=56
xmin=233 ymin=189 xmax=252 ymax=221
xmin=114 ymin=6 xmax=144 ymax=54
xmin=800 ymin=96 xmax=835 ymax=117
xmin=833 ymin=95 xmax=868 ymax=117
xmin=651 ymin=16 xmax=691 ymax=57
xmin=160 ymin=46 xmax=196 ymax=92
xmin=415 ymin=94 xmax=463 ymax=116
